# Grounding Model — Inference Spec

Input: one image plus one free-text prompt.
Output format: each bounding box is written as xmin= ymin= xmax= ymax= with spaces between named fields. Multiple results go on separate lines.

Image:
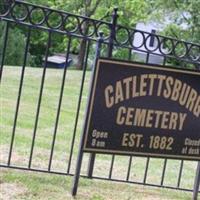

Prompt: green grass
xmin=0 ymin=66 xmax=198 ymax=200
xmin=0 ymin=168 xmax=194 ymax=200
xmin=0 ymin=66 xmax=88 ymax=170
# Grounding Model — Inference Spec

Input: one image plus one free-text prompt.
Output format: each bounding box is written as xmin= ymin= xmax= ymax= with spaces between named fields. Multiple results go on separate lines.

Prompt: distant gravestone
xmin=43 ymin=55 xmax=72 ymax=68
xmin=133 ymin=23 xmax=165 ymax=64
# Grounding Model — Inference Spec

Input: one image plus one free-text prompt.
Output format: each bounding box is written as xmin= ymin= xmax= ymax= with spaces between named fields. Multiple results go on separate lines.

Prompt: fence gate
xmin=0 ymin=0 xmax=199 ymax=199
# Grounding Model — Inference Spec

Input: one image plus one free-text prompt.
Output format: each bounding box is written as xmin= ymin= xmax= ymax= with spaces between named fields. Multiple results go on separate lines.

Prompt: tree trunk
xmin=76 ymin=0 xmax=102 ymax=70
xmin=76 ymin=15 xmax=89 ymax=70
xmin=76 ymin=38 xmax=87 ymax=70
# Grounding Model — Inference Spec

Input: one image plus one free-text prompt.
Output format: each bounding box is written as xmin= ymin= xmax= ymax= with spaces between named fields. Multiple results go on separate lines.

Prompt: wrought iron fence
xmin=0 ymin=0 xmax=199 ymax=198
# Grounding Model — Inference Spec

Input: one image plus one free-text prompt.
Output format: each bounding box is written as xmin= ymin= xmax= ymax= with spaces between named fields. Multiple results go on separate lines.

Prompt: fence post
xmin=87 ymin=32 xmax=104 ymax=179
xmin=72 ymin=32 xmax=104 ymax=196
xmin=87 ymin=153 xmax=96 ymax=178
xmin=193 ymin=162 xmax=200 ymax=200
xmin=87 ymin=7 xmax=118 ymax=178
xmin=107 ymin=7 xmax=118 ymax=58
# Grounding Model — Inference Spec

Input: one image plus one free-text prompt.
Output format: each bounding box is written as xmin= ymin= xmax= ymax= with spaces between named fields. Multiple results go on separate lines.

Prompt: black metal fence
xmin=0 ymin=0 xmax=199 ymax=198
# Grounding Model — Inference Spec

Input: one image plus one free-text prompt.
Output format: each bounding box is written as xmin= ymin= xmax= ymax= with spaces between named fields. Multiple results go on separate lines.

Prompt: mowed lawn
xmin=0 ymin=66 xmax=198 ymax=200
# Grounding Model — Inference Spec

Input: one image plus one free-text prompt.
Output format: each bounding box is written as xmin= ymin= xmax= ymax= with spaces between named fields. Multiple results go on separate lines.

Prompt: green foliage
xmin=112 ymin=47 xmax=130 ymax=60
xmin=150 ymin=0 xmax=200 ymax=68
xmin=29 ymin=30 xmax=66 ymax=67
xmin=1 ymin=0 xmax=199 ymax=68
xmin=151 ymin=0 xmax=200 ymax=43
xmin=0 ymin=23 xmax=32 ymax=66
xmin=21 ymin=0 xmax=150 ymax=68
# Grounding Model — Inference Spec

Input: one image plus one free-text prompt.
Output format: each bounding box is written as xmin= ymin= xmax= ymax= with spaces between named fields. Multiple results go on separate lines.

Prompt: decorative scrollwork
xmin=130 ymin=30 xmax=145 ymax=49
xmin=10 ymin=2 xmax=29 ymax=21
xmin=0 ymin=0 xmax=199 ymax=66
xmin=29 ymin=7 xmax=46 ymax=25
xmin=63 ymin=15 xmax=80 ymax=33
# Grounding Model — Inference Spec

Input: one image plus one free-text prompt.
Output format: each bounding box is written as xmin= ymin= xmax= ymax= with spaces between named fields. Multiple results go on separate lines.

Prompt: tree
xmin=28 ymin=0 xmax=150 ymax=69
xmin=150 ymin=0 xmax=200 ymax=43
xmin=28 ymin=0 xmax=103 ymax=69
xmin=71 ymin=0 xmax=102 ymax=70
xmin=0 ymin=23 xmax=31 ymax=66
xmin=148 ymin=0 xmax=200 ymax=68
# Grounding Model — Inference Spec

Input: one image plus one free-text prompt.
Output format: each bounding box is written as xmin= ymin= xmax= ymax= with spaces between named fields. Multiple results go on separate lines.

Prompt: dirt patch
xmin=0 ymin=183 xmax=27 ymax=200
xmin=0 ymin=145 xmax=26 ymax=164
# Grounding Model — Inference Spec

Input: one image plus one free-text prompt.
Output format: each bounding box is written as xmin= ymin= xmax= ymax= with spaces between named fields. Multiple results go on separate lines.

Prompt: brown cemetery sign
xmin=83 ymin=58 xmax=200 ymax=161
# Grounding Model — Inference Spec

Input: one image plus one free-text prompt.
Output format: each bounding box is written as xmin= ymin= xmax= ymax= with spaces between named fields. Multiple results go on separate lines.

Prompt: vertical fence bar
xmin=71 ymin=33 xmax=104 ymax=196
xmin=106 ymin=7 xmax=118 ymax=180
xmin=125 ymin=48 xmax=133 ymax=182
xmin=193 ymin=162 xmax=200 ymax=200
xmin=87 ymin=153 xmax=96 ymax=178
xmin=159 ymin=56 xmax=168 ymax=186
xmin=48 ymin=36 xmax=72 ymax=171
xmin=177 ymin=160 xmax=184 ymax=188
xmin=142 ymin=50 xmax=150 ymax=184
xmin=48 ymin=36 xmax=71 ymax=171
xmin=86 ymin=32 xmax=104 ymax=178
xmin=126 ymin=156 xmax=132 ymax=181
xmin=107 ymin=8 xmax=118 ymax=58
xmin=143 ymin=157 xmax=150 ymax=183
xmin=28 ymin=31 xmax=52 ymax=168
xmin=128 ymin=48 xmax=132 ymax=61
xmin=7 ymin=27 xmax=31 ymax=165
xmin=109 ymin=155 xmax=115 ymax=179
xmin=0 ymin=22 xmax=9 ymax=83
xmin=67 ymin=39 xmax=91 ymax=174
xmin=160 ymin=159 xmax=167 ymax=186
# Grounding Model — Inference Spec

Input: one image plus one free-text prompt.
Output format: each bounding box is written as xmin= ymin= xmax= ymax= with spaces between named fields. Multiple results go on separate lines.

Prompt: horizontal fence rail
xmin=0 ymin=0 xmax=199 ymax=197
